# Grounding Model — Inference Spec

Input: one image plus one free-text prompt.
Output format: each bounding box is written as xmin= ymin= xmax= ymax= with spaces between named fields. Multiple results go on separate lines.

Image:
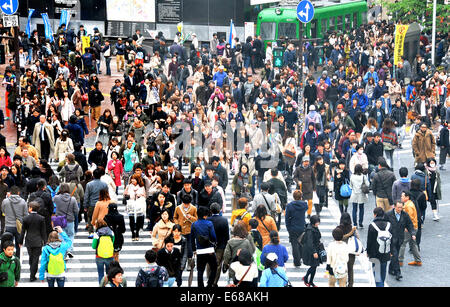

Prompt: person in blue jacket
xmin=363 ymin=66 xmax=379 ymax=84
xmin=260 ymin=231 xmax=289 ymax=268
xmin=259 ymin=252 xmax=290 ymax=287
xmin=285 ymin=190 xmax=308 ymax=267
xmin=39 ymin=226 xmax=72 ymax=287
xmin=213 ymin=66 xmax=227 ymax=88
xmin=351 ymin=86 xmax=369 ymax=112
xmin=191 ymin=206 xmax=217 ymax=288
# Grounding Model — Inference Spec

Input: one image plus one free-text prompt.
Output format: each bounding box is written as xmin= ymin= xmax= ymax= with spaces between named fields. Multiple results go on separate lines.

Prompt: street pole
xmin=297 ymin=21 xmax=304 ymax=146
xmin=431 ymin=0 xmax=436 ymax=65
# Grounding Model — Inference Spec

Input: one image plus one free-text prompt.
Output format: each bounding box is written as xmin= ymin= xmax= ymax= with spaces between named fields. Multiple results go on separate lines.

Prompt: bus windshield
xmin=278 ymin=22 xmax=297 ymax=39
xmin=260 ymin=22 xmax=276 ymax=41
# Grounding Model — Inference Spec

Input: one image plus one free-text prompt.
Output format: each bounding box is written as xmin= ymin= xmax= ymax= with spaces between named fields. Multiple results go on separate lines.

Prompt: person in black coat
xmin=156 ymin=236 xmax=182 ymax=286
xmin=384 ymin=202 xmax=416 ymax=281
xmin=207 ymin=202 xmax=230 ymax=287
xmin=211 ymin=157 xmax=228 ymax=190
xmin=18 ymin=201 xmax=46 ymax=282
xmin=439 ymin=122 xmax=449 ymax=170
xmin=27 ymin=179 xmax=54 ymax=237
xmin=197 ymin=182 xmax=223 ymax=210
xmin=301 ymin=215 xmax=322 ymax=287
xmin=73 ymin=143 xmax=88 ymax=174
xmin=104 ymin=203 xmax=126 ymax=262
xmin=366 ymin=207 xmax=391 ymax=287
xmin=285 ymin=190 xmax=308 ymax=268
xmin=88 ymin=141 xmax=108 ymax=169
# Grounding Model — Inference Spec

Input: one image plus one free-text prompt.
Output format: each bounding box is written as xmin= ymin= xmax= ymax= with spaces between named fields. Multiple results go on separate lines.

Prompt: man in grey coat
xmin=83 ymin=168 xmax=107 ymax=238
xmin=250 ymin=182 xmax=279 ymax=219
xmin=1 ymin=186 xmax=28 ymax=258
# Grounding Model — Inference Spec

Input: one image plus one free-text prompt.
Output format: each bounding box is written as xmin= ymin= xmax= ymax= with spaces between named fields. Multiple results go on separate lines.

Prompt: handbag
xmin=347 ymin=235 xmax=365 ymax=255
xmin=317 ymin=242 xmax=327 ymax=263
xmin=9 ymin=202 xmax=22 ymax=234
xmin=361 ymin=177 xmax=370 ymax=194
xmin=51 ymin=198 xmax=71 ymax=229
xmin=283 ymin=142 xmax=296 ymax=159
xmin=226 ymin=264 xmax=252 ymax=287
xmin=81 ymin=93 xmax=89 ymax=101
xmin=340 ymin=179 xmax=352 ymax=198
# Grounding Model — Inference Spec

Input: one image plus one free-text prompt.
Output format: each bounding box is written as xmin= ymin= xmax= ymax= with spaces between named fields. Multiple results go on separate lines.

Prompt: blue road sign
xmin=0 ymin=0 xmax=19 ymax=15
xmin=296 ymin=0 xmax=314 ymax=23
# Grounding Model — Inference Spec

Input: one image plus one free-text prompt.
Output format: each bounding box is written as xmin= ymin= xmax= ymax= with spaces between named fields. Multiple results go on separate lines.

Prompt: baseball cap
xmin=302 ymin=156 xmax=310 ymax=162
xmin=266 ymin=253 xmax=278 ymax=262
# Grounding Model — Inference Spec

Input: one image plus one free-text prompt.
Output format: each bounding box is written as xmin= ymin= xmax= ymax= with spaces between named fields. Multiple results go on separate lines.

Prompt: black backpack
xmin=138 ymin=266 xmax=161 ymax=287
xmin=63 ymin=164 xmax=80 ymax=182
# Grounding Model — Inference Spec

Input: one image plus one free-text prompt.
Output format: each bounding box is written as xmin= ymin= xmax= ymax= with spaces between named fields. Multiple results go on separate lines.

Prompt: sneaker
xmin=408 ymin=261 xmax=422 ymax=266
xmin=88 ymin=234 xmax=94 ymax=239
xmin=67 ymin=252 xmax=74 ymax=259
xmin=309 ymin=282 xmax=318 ymax=287
xmin=439 ymin=166 xmax=446 ymax=171
xmin=359 ymin=224 xmax=364 ymax=229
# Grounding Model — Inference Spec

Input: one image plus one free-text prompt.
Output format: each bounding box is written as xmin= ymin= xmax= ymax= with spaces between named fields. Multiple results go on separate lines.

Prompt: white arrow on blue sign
xmin=296 ymin=0 xmax=314 ymax=23
xmin=0 ymin=0 xmax=19 ymax=15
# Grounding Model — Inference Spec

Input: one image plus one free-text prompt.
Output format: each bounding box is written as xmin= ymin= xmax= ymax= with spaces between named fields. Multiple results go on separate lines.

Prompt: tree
xmin=378 ymin=0 xmax=449 ymax=34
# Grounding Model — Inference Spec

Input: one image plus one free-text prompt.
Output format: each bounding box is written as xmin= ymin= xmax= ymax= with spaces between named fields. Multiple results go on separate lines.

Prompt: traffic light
xmin=273 ymin=47 xmax=284 ymax=68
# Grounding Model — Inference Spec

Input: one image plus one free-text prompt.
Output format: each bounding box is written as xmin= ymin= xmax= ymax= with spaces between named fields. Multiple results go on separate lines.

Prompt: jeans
xmin=47 ymin=277 xmax=65 ymax=287
xmin=384 ymin=149 xmax=394 ymax=169
xmin=177 ymin=79 xmax=187 ymax=92
xmin=352 ymin=203 xmax=364 ymax=226
xmin=197 ymin=253 xmax=217 ymax=287
xmin=96 ymin=257 xmax=114 ymax=284
xmin=370 ymin=258 xmax=387 ymax=287
xmin=27 ymin=48 xmax=33 ymax=63
xmin=5 ymin=226 xmax=20 ymax=258
xmin=63 ymin=222 xmax=75 ymax=253
xmin=105 ymin=57 xmax=111 ymax=75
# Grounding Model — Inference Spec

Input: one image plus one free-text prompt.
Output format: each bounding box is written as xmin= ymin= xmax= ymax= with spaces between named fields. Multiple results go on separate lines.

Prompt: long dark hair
xmin=339 ymin=212 xmax=353 ymax=235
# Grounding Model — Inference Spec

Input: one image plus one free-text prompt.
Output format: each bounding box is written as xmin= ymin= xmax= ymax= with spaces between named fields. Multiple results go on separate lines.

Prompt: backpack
xmin=47 ymin=252 xmax=65 ymax=275
xmin=96 ymin=235 xmax=114 ymax=258
xmin=232 ymin=210 xmax=248 ymax=227
xmin=63 ymin=164 xmax=80 ymax=182
xmin=139 ymin=266 xmax=161 ymax=287
xmin=371 ymin=222 xmax=392 ymax=254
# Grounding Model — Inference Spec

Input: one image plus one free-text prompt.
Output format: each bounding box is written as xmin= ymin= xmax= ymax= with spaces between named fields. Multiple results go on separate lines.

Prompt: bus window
xmin=362 ymin=13 xmax=368 ymax=25
xmin=260 ymin=22 xmax=276 ymax=41
xmin=321 ymin=19 xmax=327 ymax=35
xmin=345 ymin=14 xmax=351 ymax=30
xmin=337 ymin=16 xmax=343 ymax=32
xmin=278 ymin=22 xmax=297 ymax=40
xmin=353 ymin=12 xmax=358 ymax=28
xmin=329 ymin=17 xmax=335 ymax=30
xmin=310 ymin=20 xmax=317 ymax=38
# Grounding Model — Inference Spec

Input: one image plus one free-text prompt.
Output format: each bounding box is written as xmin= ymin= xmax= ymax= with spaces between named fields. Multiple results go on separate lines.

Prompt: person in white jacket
xmin=349 ymin=144 xmax=368 ymax=174
xmin=124 ymin=174 xmax=146 ymax=241
xmin=54 ymin=129 xmax=74 ymax=162
xmin=326 ymin=227 xmax=350 ymax=287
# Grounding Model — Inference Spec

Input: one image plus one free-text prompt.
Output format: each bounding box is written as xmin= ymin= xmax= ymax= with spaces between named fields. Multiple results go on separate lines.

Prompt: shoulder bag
xmin=261 ymin=193 xmax=276 ymax=218
xmin=226 ymin=264 xmax=252 ymax=287
xmin=272 ymin=268 xmax=293 ymax=287
xmin=9 ymin=202 xmax=22 ymax=234
xmin=51 ymin=197 xmax=70 ymax=228
xmin=361 ymin=176 xmax=370 ymax=194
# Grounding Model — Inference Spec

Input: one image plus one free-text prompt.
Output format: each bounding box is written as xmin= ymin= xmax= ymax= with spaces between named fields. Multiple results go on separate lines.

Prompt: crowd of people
xmin=0 ymin=18 xmax=449 ymax=288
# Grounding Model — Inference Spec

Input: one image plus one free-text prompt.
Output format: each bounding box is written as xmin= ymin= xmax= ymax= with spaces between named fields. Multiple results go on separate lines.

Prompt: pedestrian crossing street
xmin=18 ymin=160 xmax=375 ymax=287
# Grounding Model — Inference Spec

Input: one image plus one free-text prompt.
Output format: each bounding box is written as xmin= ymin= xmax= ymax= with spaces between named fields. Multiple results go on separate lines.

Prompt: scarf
xmin=425 ymin=165 xmax=437 ymax=173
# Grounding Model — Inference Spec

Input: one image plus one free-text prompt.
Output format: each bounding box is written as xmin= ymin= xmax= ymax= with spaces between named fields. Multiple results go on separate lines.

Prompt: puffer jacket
xmin=370 ymin=167 xmax=396 ymax=201
xmin=223 ymin=236 xmax=255 ymax=269
xmin=152 ymin=219 xmax=175 ymax=250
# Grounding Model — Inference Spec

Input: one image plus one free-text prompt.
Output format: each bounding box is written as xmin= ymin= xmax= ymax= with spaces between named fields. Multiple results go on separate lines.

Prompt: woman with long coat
xmin=104 ymin=203 xmax=126 ymax=262
xmin=301 ymin=215 xmax=322 ymax=287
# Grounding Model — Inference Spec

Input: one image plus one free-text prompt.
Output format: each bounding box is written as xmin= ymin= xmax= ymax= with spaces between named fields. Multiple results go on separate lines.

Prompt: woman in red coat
xmin=0 ymin=147 xmax=12 ymax=168
xmin=107 ymin=151 xmax=124 ymax=194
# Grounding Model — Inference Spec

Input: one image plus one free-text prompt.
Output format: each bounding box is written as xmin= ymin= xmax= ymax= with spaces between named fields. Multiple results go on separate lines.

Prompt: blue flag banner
xmin=26 ymin=9 xmax=35 ymax=38
xmin=41 ymin=13 xmax=54 ymax=43
xmin=59 ymin=9 xmax=71 ymax=28
xmin=229 ymin=19 xmax=236 ymax=48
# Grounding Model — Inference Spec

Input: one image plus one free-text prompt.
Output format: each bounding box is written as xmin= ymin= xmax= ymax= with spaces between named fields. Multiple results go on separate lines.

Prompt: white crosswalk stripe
xmin=17 ymin=159 xmax=374 ymax=287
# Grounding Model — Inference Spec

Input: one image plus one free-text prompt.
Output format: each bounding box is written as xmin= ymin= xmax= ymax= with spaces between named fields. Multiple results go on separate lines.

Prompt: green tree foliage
xmin=378 ymin=0 xmax=449 ymax=34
